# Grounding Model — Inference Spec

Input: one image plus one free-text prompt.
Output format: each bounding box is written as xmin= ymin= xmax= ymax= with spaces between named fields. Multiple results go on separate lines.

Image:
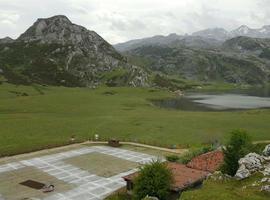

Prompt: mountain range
xmin=121 ymin=35 xmax=270 ymax=85
xmin=114 ymin=25 xmax=270 ymax=52
xmin=0 ymin=15 xmax=270 ymax=89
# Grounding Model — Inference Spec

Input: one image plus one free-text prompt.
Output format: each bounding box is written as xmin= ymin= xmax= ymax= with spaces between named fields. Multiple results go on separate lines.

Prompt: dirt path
xmin=1 ymin=140 xmax=268 ymax=164
xmin=88 ymin=141 xmax=188 ymax=154
xmin=0 ymin=141 xmax=188 ymax=164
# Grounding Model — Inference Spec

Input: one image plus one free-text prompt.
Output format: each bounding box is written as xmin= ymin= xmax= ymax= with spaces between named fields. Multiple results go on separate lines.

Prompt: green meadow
xmin=0 ymin=83 xmax=270 ymax=156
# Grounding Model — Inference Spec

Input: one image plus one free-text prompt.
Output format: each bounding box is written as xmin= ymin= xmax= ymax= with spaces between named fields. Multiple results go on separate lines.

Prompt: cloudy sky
xmin=0 ymin=0 xmax=270 ymax=44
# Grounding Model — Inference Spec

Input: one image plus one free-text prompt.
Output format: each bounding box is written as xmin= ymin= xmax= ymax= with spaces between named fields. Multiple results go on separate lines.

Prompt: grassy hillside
xmin=0 ymin=40 xmax=148 ymax=87
xmin=181 ymin=174 xmax=270 ymax=200
xmin=104 ymin=173 xmax=270 ymax=200
xmin=125 ymin=44 xmax=270 ymax=85
xmin=0 ymin=42 xmax=83 ymax=86
xmin=0 ymin=83 xmax=270 ymax=156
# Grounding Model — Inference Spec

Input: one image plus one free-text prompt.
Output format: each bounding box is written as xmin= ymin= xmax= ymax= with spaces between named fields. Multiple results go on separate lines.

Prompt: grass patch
xmin=0 ymin=83 xmax=270 ymax=156
xmin=181 ymin=174 xmax=270 ymax=200
xmin=196 ymin=82 xmax=251 ymax=91
xmin=166 ymin=154 xmax=180 ymax=162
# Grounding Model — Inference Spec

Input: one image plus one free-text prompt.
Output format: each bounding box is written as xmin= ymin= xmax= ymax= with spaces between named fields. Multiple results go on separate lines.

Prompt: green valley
xmin=1 ymin=83 xmax=270 ymax=157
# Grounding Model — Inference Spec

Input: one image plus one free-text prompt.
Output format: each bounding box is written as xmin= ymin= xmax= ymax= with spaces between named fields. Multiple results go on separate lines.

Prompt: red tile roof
xmin=186 ymin=150 xmax=224 ymax=173
xmin=123 ymin=162 xmax=209 ymax=192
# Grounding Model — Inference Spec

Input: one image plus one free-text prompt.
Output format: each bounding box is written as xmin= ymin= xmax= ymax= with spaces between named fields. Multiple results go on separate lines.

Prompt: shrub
xmin=221 ymin=130 xmax=252 ymax=176
xmin=165 ymin=154 xmax=180 ymax=162
xmin=134 ymin=160 xmax=173 ymax=200
xmin=2 ymin=65 xmax=31 ymax=85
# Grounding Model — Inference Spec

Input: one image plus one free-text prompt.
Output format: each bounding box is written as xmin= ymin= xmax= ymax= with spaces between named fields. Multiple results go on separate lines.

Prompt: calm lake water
xmin=152 ymin=87 xmax=270 ymax=111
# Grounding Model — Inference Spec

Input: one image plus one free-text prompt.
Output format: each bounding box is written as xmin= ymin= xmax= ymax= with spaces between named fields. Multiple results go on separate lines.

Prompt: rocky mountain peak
xmin=238 ymin=25 xmax=250 ymax=30
xmin=167 ymin=33 xmax=179 ymax=38
xmin=192 ymin=27 xmax=229 ymax=41
xmin=232 ymin=25 xmax=252 ymax=35
xmin=35 ymin=15 xmax=72 ymax=25
xmin=0 ymin=15 xmax=149 ymax=87
xmin=17 ymin=15 xmax=106 ymax=48
xmin=42 ymin=15 xmax=71 ymax=22
xmin=17 ymin=15 xmax=122 ymax=59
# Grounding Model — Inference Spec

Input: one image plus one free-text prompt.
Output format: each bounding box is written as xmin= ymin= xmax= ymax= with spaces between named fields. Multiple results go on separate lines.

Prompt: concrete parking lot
xmin=0 ymin=146 xmax=160 ymax=200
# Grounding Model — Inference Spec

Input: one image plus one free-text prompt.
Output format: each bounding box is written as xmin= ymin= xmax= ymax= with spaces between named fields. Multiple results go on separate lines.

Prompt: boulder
xmin=239 ymin=153 xmax=264 ymax=171
xmin=261 ymin=177 xmax=270 ymax=183
xmin=235 ymin=153 xmax=264 ymax=180
xmin=263 ymin=144 xmax=270 ymax=156
xmin=261 ymin=185 xmax=270 ymax=192
xmin=262 ymin=163 xmax=270 ymax=176
xmin=235 ymin=165 xmax=251 ymax=180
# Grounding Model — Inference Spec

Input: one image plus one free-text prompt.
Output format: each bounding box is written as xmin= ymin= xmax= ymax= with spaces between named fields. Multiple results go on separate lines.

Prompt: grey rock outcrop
xmin=261 ymin=185 xmax=270 ymax=192
xmin=235 ymin=166 xmax=252 ymax=180
xmin=19 ymin=15 xmax=105 ymax=45
xmin=261 ymin=177 xmax=270 ymax=183
xmin=263 ymin=144 xmax=270 ymax=157
xmin=235 ymin=145 xmax=270 ymax=180
xmin=235 ymin=153 xmax=265 ymax=180
xmin=262 ymin=163 xmax=270 ymax=176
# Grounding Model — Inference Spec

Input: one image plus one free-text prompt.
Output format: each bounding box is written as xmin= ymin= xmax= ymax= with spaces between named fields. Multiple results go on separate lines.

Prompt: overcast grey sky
xmin=0 ymin=0 xmax=269 ymax=44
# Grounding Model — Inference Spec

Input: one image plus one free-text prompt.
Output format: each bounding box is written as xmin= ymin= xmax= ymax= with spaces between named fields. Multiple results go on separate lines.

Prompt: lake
xmin=152 ymin=87 xmax=270 ymax=111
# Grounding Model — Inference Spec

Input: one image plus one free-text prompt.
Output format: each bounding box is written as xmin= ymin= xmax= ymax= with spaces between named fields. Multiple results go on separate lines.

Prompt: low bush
xmin=134 ymin=161 xmax=173 ymax=200
xmin=166 ymin=154 xmax=180 ymax=162
xmin=221 ymin=130 xmax=252 ymax=176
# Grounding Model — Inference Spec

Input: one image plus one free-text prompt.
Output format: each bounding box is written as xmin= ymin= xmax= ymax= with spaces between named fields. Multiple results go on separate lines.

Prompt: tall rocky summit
xmin=0 ymin=15 xmax=148 ymax=87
